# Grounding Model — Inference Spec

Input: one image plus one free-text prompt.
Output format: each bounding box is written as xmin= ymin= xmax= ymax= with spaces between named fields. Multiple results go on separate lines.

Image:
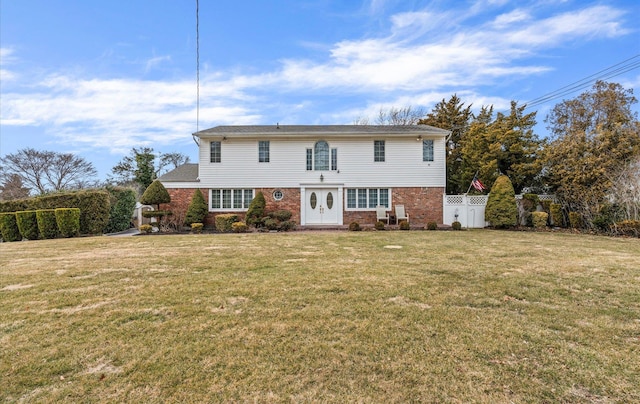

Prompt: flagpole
xmin=466 ymin=170 xmax=479 ymax=194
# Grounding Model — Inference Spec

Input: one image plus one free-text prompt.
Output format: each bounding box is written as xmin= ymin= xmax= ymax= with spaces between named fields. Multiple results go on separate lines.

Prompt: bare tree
xmin=0 ymin=148 xmax=98 ymax=195
xmin=354 ymin=106 xmax=426 ymax=126
xmin=0 ymin=173 xmax=31 ymax=200
xmin=608 ymin=156 xmax=640 ymax=221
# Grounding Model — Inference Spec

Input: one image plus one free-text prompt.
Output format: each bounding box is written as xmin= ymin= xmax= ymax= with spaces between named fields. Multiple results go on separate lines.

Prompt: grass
xmin=1 ymin=230 xmax=639 ymax=403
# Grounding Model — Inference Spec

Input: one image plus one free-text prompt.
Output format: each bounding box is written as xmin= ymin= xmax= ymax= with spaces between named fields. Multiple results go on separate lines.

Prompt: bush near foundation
xmin=55 ymin=208 xmax=81 ymax=238
xmin=246 ymin=192 xmax=266 ymax=227
xmin=36 ymin=209 xmax=59 ymax=239
xmin=16 ymin=210 xmax=39 ymax=240
xmin=184 ymin=189 xmax=208 ymax=226
xmin=452 ymin=221 xmax=462 ymax=230
xmin=232 ymin=221 xmax=248 ymax=233
xmin=348 ymin=221 xmax=361 ymax=231
xmin=426 ymin=222 xmax=437 ymax=230
xmin=375 ymin=221 xmax=386 ymax=230
xmin=399 ymin=221 xmax=410 ymax=230
xmin=191 ymin=223 xmax=204 ymax=234
xmin=215 ymin=214 xmax=239 ymax=232
xmin=0 ymin=212 xmax=22 ymax=242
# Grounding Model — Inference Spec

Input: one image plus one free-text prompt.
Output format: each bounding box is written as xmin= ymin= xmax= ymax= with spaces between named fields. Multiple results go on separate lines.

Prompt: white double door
xmin=305 ymin=188 xmax=339 ymax=225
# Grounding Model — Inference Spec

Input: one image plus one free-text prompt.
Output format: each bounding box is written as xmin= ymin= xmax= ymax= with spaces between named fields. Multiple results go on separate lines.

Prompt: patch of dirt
xmin=2 ymin=284 xmax=33 ymax=291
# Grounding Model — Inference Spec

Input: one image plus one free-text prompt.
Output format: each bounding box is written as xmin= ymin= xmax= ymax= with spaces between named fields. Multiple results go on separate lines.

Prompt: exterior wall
xmin=197 ymin=137 xmax=445 ymax=189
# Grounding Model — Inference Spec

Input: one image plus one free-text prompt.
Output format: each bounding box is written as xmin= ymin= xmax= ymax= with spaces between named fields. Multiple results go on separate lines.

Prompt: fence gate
xmin=443 ymin=194 xmax=489 ymax=228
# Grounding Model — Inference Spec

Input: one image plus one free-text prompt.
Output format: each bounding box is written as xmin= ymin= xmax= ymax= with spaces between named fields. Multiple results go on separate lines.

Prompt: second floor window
xmin=259 ymin=141 xmax=270 ymax=163
xmin=422 ymin=139 xmax=434 ymax=162
xmin=374 ymin=140 xmax=385 ymax=162
xmin=314 ymin=140 xmax=329 ymax=170
xmin=210 ymin=141 xmax=221 ymax=163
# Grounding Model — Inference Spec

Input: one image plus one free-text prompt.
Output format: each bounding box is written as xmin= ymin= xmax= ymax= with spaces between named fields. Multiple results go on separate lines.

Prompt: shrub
xmin=375 ymin=220 xmax=386 ymax=230
xmin=399 ymin=221 xmax=410 ymax=230
xmin=569 ymin=212 xmax=583 ymax=229
xmin=36 ymin=209 xmax=58 ymax=239
xmin=270 ymin=209 xmax=292 ymax=222
xmin=614 ymin=220 xmax=640 ymax=237
xmin=184 ymin=189 xmax=208 ymax=226
xmin=55 ymin=208 xmax=81 ymax=237
xmin=262 ymin=217 xmax=279 ymax=231
xmin=0 ymin=199 xmax=29 ymax=213
xmin=140 ymin=180 xmax=171 ymax=210
xmin=0 ymin=212 xmax=22 ymax=242
xmin=191 ymin=223 xmax=204 ymax=234
xmin=279 ymin=220 xmax=296 ymax=232
xmin=215 ymin=214 xmax=239 ymax=232
xmin=34 ymin=190 xmax=110 ymax=234
xmin=532 ymin=212 xmax=549 ymax=229
xmin=426 ymin=221 xmax=437 ymax=230
xmin=485 ymin=175 xmax=517 ymax=228
xmin=16 ymin=210 xmax=39 ymax=240
xmin=521 ymin=194 xmax=540 ymax=226
xmin=348 ymin=221 xmax=361 ymax=231
xmin=246 ymin=192 xmax=266 ymax=227
xmin=232 ymin=221 xmax=248 ymax=233
xmin=104 ymin=187 xmax=137 ymax=233
xmin=452 ymin=221 xmax=462 ymax=230
xmin=139 ymin=224 xmax=153 ymax=234
xmin=550 ymin=203 xmax=564 ymax=227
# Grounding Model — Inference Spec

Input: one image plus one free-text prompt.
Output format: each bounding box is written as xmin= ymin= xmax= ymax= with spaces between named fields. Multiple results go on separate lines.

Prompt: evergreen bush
xmin=140 ymin=180 xmax=171 ymax=210
xmin=399 ymin=221 xmax=410 ymax=230
xmin=246 ymin=191 xmax=266 ymax=227
xmin=270 ymin=209 xmax=292 ymax=222
xmin=55 ymin=208 xmax=81 ymax=237
xmin=375 ymin=220 xmax=386 ymax=230
xmin=232 ymin=221 xmax=248 ymax=233
xmin=215 ymin=214 xmax=239 ymax=232
xmin=16 ymin=210 xmax=39 ymax=240
xmin=521 ymin=194 xmax=540 ymax=226
xmin=36 ymin=209 xmax=59 ymax=239
xmin=348 ymin=221 xmax=361 ymax=231
xmin=184 ymin=189 xmax=208 ymax=226
xmin=0 ymin=212 xmax=22 ymax=242
xmin=452 ymin=221 xmax=462 ymax=230
xmin=550 ymin=203 xmax=564 ymax=227
xmin=426 ymin=221 xmax=437 ymax=230
xmin=532 ymin=212 xmax=549 ymax=229
xmin=104 ymin=187 xmax=136 ymax=233
xmin=485 ymin=175 xmax=518 ymax=228
xmin=191 ymin=223 xmax=204 ymax=234
xmin=569 ymin=212 xmax=583 ymax=229
xmin=139 ymin=224 xmax=153 ymax=234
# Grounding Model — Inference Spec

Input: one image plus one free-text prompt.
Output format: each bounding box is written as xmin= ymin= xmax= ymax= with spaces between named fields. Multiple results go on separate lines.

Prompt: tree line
xmin=2 ymin=80 xmax=639 ymax=230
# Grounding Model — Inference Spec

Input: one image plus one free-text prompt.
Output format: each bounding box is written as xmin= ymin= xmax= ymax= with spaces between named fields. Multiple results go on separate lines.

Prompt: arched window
xmin=314 ymin=140 xmax=329 ymax=171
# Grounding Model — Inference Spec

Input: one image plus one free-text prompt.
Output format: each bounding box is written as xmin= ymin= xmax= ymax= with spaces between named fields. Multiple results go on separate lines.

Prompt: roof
xmin=194 ymin=125 xmax=450 ymax=139
xmin=158 ymin=163 xmax=199 ymax=182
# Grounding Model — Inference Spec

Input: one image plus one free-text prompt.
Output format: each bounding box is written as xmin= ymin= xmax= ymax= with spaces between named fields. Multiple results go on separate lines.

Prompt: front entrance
xmin=304 ymin=188 xmax=339 ymax=225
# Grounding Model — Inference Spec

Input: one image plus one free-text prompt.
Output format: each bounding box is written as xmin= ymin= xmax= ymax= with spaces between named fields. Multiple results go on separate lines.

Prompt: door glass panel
xmin=310 ymin=192 xmax=317 ymax=209
xmin=326 ymin=192 xmax=334 ymax=209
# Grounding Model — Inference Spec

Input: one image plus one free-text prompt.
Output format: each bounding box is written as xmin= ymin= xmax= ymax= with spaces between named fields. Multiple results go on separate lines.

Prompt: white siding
xmin=197 ymin=137 xmax=446 ymax=189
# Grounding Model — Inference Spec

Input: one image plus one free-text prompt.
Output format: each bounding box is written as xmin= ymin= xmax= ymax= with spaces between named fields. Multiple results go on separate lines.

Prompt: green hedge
xmin=215 ymin=214 xmax=239 ymax=232
xmin=0 ymin=190 xmax=110 ymax=235
xmin=550 ymin=203 xmax=564 ymax=228
xmin=104 ymin=187 xmax=137 ymax=233
xmin=485 ymin=175 xmax=517 ymax=228
xmin=0 ymin=212 xmax=22 ymax=242
xmin=36 ymin=209 xmax=59 ymax=239
xmin=532 ymin=212 xmax=549 ymax=229
xmin=56 ymin=208 xmax=81 ymax=237
xmin=16 ymin=210 xmax=39 ymax=240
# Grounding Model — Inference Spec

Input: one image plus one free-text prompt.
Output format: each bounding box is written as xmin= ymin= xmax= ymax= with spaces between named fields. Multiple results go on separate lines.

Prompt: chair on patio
xmin=395 ymin=205 xmax=409 ymax=225
xmin=376 ymin=205 xmax=389 ymax=224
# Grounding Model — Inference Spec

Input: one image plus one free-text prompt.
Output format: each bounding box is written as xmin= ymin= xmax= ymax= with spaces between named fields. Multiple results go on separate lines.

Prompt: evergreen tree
xmin=140 ymin=180 xmax=171 ymax=210
xmin=485 ymin=175 xmax=517 ymax=228
xmin=246 ymin=191 xmax=266 ymax=227
xmin=184 ymin=189 xmax=208 ymax=225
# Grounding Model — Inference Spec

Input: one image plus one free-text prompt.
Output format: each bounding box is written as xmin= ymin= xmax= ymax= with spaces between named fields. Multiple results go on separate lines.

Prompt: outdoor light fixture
xmin=417 ymin=135 xmax=422 ymax=141
xmin=320 ymin=174 xmax=324 ymax=182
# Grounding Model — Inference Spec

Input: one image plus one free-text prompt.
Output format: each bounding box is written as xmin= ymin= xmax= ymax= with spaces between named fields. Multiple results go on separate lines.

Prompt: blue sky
xmin=1 ymin=0 xmax=639 ymax=180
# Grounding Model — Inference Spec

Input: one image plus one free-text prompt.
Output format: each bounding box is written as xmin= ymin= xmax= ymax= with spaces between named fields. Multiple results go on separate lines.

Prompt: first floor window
xmin=210 ymin=188 xmax=254 ymax=210
xmin=346 ymin=188 xmax=390 ymax=209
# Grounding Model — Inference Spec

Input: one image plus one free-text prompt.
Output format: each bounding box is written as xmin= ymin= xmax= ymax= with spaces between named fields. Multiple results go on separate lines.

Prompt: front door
xmin=305 ymin=188 xmax=339 ymax=225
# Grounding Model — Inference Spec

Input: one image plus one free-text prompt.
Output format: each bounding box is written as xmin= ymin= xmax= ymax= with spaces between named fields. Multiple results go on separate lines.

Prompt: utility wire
xmin=522 ymin=54 xmax=640 ymax=110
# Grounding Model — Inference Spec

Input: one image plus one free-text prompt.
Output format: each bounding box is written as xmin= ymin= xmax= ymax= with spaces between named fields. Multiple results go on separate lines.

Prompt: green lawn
xmin=1 ymin=230 xmax=639 ymax=402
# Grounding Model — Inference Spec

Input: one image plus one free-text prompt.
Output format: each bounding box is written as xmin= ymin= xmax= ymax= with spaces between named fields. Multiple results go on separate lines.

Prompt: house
xmin=159 ymin=125 xmax=449 ymax=227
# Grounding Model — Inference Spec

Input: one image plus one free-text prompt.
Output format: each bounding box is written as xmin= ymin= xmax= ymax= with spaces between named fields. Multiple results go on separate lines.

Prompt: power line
xmin=522 ymin=54 xmax=640 ymax=110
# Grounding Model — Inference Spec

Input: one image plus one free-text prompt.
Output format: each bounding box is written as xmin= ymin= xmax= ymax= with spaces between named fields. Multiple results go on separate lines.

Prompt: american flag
xmin=471 ymin=175 xmax=485 ymax=192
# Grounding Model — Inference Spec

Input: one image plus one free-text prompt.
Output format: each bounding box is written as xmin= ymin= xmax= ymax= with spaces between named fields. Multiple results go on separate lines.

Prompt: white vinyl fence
xmin=443 ymin=194 xmax=556 ymax=228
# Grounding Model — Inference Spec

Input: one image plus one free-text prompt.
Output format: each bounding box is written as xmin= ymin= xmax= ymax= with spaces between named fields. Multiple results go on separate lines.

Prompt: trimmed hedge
xmin=36 ymin=209 xmax=59 ymax=239
xmin=215 ymin=214 xmax=239 ymax=232
xmin=16 ymin=210 xmax=39 ymax=240
xmin=485 ymin=175 xmax=517 ymax=228
xmin=56 ymin=208 xmax=81 ymax=237
xmin=1 ymin=190 xmax=110 ymax=235
xmin=232 ymin=221 xmax=248 ymax=233
xmin=140 ymin=180 xmax=171 ymax=208
xmin=550 ymin=203 xmax=564 ymax=228
xmin=569 ymin=212 xmax=583 ymax=229
xmin=532 ymin=212 xmax=549 ymax=229
xmin=104 ymin=187 xmax=137 ymax=233
xmin=0 ymin=212 xmax=22 ymax=242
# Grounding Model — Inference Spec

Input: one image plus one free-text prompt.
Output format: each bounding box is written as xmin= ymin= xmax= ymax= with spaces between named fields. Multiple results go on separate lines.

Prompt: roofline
xmin=193 ymin=125 xmax=451 ymax=139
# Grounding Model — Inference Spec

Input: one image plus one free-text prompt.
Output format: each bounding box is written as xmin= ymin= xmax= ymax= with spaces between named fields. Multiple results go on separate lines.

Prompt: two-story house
xmin=159 ymin=125 xmax=449 ymax=227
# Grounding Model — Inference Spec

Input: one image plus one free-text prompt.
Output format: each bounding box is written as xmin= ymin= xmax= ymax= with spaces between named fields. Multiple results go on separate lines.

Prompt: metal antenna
xmin=193 ymin=0 xmax=201 ymax=146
